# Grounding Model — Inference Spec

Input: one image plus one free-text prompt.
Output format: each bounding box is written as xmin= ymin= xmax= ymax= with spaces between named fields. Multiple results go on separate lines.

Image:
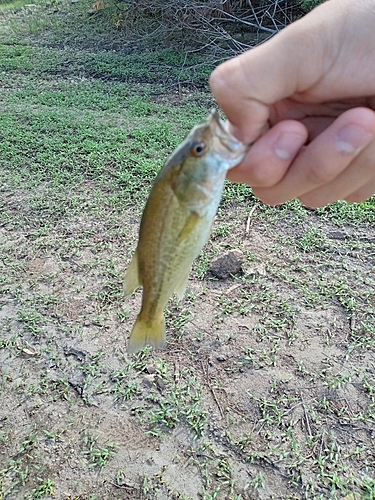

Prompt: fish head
xmin=162 ymin=110 xmax=249 ymax=212
xmin=165 ymin=109 xmax=248 ymax=176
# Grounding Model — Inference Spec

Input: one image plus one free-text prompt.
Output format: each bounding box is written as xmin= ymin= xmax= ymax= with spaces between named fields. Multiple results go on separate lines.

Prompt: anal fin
xmin=173 ymin=267 xmax=191 ymax=300
xmin=124 ymin=250 xmax=141 ymax=296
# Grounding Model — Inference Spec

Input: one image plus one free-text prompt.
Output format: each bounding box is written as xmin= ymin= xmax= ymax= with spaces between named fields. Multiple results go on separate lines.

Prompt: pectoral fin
xmin=177 ymin=212 xmax=200 ymax=242
xmin=124 ymin=250 xmax=141 ymax=296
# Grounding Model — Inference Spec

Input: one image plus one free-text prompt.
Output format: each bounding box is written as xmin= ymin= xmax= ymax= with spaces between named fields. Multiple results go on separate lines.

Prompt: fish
xmin=124 ymin=109 xmax=248 ymax=354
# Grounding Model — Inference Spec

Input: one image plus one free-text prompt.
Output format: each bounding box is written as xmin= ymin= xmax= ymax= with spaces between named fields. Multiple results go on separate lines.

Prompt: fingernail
xmin=274 ymin=132 xmax=303 ymax=160
xmin=336 ymin=124 xmax=373 ymax=154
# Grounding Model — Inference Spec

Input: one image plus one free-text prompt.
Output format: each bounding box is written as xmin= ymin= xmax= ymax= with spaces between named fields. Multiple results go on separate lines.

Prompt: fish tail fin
xmin=127 ymin=314 xmax=166 ymax=354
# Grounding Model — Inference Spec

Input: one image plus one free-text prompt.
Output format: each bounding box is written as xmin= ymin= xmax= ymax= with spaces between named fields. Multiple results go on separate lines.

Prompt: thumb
xmin=209 ymin=0 xmax=349 ymax=143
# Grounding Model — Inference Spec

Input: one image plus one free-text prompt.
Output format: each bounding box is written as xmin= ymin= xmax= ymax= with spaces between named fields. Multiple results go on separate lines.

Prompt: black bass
xmin=124 ymin=109 xmax=248 ymax=353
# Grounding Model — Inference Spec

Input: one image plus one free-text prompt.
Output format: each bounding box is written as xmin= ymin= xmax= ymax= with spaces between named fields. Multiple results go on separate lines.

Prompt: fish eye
xmin=191 ymin=142 xmax=206 ymax=157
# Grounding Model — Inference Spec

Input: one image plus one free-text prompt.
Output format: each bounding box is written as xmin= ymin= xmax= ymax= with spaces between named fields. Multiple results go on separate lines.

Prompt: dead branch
xmin=113 ymin=0 xmax=304 ymax=57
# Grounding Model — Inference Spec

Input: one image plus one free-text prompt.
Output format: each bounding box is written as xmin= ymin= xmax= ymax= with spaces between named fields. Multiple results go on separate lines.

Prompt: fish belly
xmin=140 ymin=206 xmax=211 ymax=319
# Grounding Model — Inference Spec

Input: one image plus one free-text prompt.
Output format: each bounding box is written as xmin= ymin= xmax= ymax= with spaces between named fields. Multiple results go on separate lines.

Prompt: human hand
xmin=209 ymin=0 xmax=375 ymax=207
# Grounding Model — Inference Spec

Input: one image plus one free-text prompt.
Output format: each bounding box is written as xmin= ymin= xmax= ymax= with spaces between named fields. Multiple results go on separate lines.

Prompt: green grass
xmin=82 ymin=432 xmax=119 ymax=468
xmin=0 ymin=0 xmax=33 ymax=11
xmin=0 ymin=42 xmax=212 ymax=213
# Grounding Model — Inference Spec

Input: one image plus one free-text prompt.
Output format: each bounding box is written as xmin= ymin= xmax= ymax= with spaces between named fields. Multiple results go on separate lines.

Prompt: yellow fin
xmin=174 ymin=267 xmax=191 ymax=300
xmin=177 ymin=212 xmax=200 ymax=242
xmin=124 ymin=250 xmax=140 ymax=296
xmin=128 ymin=314 xmax=166 ymax=354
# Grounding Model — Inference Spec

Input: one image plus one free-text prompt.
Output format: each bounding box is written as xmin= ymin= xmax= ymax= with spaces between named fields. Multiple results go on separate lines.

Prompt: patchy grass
xmin=1 ymin=1 xmax=375 ymax=499
xmin=0 ymin=0 xmax=32 ymax=12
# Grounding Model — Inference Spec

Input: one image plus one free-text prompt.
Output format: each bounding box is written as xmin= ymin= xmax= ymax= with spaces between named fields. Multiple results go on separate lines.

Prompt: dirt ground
xmin=1 ymin=181 xmax=375 ymax=499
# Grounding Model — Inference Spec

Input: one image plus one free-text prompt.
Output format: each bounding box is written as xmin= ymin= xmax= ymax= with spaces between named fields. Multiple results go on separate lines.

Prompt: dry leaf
xmin=92 ymin=1 xmax=104 ymax=10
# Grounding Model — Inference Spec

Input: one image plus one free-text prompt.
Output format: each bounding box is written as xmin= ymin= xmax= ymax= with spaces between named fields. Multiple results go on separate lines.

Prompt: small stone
xmin=209 ymin=249 xmax=244 ymax=279
xmin=155 ymin=376 xmax=165 ymax=391
xmin=247 ymin=261 xmax=266 ymax=276
xmin=327 ymin=230 xmax=347 ymax=240
xmin=142 ymin=374 xmax=155 ymax=388
xmin=216 ymin=354 xmax=227 ymax=362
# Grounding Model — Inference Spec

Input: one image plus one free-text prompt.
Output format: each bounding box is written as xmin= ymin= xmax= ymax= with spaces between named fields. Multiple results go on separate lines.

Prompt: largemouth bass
xmin=124 ymin=109 xmax=248 ymax=353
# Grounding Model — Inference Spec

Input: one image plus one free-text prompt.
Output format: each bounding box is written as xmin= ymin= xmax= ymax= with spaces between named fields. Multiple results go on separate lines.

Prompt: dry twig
xmin=112 ymin=0 xmax=303 ymax=58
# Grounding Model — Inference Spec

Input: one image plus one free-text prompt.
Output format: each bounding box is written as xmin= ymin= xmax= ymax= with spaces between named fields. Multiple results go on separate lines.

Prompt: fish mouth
xmin=208 ymin=109 xmax=249 ymax=168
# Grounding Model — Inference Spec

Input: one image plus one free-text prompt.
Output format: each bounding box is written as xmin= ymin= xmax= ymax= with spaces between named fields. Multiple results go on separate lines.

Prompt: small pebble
xmin=209 ymin=249 xmax=244 ymax=279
